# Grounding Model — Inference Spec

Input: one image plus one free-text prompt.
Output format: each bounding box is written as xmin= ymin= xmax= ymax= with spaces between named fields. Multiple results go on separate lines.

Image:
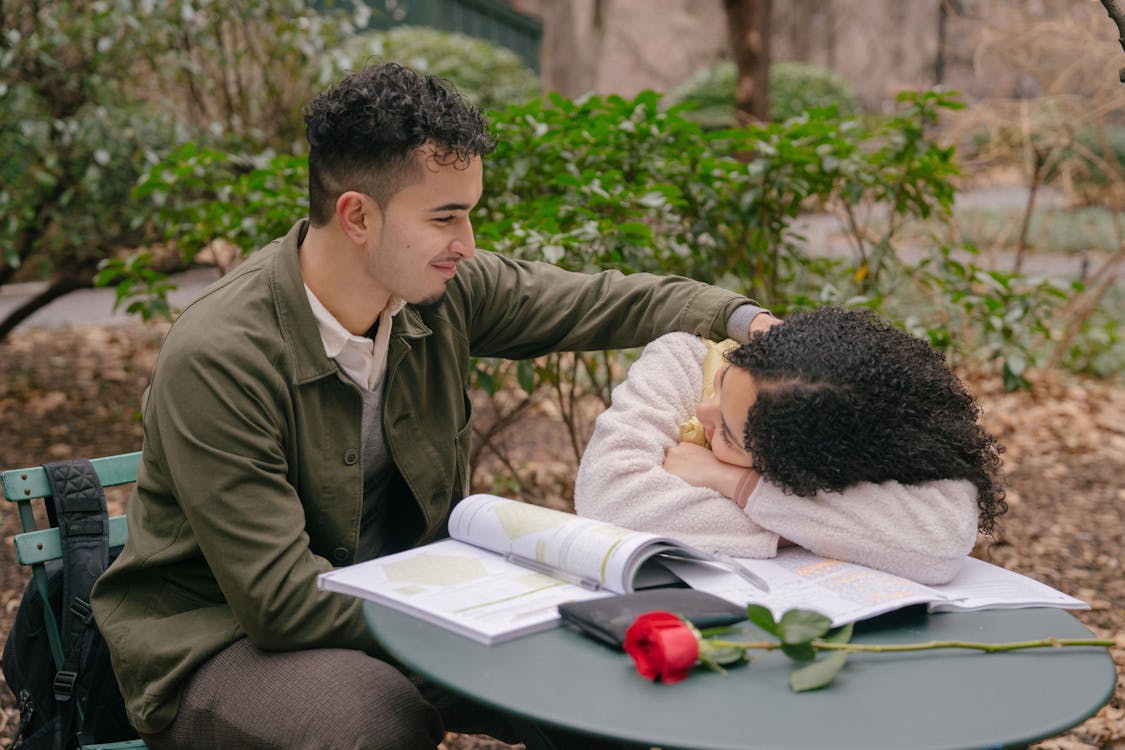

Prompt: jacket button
xmin=343 ymin=448 xmax=358 ymax=465
xmin=333 ymin=547 xmax=350 ymax=563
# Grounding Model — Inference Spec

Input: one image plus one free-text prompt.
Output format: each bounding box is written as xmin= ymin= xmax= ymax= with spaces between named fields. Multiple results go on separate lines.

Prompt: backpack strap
xmin=43 ymin=459 xmax=110 ymax=745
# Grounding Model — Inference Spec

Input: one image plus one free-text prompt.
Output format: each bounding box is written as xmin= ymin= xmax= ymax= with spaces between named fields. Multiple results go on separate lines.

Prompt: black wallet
xmin=557 ymin=589 xmax=746 ymax=648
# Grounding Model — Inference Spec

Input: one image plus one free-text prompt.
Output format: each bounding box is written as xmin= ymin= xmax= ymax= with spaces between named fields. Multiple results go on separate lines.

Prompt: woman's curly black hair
xmin=302 ymin=62 xmax=497 ymax=225
xmin=726 ymin=307 xmax=1006 ymax=535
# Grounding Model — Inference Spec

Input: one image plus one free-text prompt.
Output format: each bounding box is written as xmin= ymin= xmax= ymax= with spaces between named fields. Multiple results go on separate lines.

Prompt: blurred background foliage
xmin=0 ymin=0 xmax=365 ymax=338
xmin=338 ymin=25 xmax=541 ymax=112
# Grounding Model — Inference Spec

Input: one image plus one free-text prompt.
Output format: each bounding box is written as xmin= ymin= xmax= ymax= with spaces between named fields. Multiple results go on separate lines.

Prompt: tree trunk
xmin=540 ymin=0 xmax=609 ymax=97
xmin=824 ymin=0 xmax=836 ymax=70
xmin=934 ymin=1 xmax=948 ymax=85
xmin=723 ymin=0 xmax=772 ymax=125
xmin=581 ymin=0 xmax=609 ymax=95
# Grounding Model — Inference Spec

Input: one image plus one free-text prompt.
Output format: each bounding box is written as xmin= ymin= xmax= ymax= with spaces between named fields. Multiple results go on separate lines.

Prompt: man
xmin=92 ymin=62 xmax=776 ymax=749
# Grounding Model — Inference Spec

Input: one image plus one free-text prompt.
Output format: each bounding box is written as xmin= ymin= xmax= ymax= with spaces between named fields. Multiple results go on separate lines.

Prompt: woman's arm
xmin=746 ymin=479 xmax=979 ymax=584
xmin=574 ymin=333 xmax=781 ymax=559
xmin=662 ymin=442 xmax=754 ymax=501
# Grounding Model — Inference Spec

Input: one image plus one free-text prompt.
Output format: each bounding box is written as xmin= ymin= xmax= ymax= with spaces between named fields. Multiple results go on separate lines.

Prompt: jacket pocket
xmin=142 ymin=572 xmax=219 ymax=617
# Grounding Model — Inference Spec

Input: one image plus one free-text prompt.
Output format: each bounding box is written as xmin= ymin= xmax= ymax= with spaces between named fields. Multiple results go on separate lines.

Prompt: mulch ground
xmin=0 ymin=323 xmax=1122 ymax=749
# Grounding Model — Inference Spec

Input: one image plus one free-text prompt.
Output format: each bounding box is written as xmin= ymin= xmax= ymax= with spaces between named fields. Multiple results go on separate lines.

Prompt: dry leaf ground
xmin=0 ymin=323 xmax=1121 ymax=749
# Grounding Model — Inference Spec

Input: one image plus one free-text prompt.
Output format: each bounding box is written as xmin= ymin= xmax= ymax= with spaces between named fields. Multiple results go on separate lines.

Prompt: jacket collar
xmin=270 ymin=219 xmax=339 ymax=385
xmin=269 ymin=219 xmax=432 ymax=384
xmin=393 ymin=304 xmax=433 ymax=341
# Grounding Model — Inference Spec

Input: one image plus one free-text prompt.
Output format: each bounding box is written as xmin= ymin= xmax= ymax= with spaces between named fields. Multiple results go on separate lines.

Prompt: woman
xmin=575 ymin=307 xmax=1006 ymax=584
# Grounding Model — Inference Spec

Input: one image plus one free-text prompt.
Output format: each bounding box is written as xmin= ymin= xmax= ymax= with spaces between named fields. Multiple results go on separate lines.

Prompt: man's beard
xmin=413 ymin=291 xmax=447 ymax=312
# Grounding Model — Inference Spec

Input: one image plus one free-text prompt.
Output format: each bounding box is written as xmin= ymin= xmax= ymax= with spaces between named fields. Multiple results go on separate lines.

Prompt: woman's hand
xmin=663 ymin=442 xmax=757 ymax=505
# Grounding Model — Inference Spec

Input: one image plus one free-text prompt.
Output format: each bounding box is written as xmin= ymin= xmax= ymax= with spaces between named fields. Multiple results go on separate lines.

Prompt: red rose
xmin=623 ymin=611 xmax=699 ymax=683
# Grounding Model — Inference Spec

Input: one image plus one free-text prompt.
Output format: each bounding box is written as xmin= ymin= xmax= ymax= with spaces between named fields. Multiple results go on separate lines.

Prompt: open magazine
xmin=317 ymin=494 xmax=741 ymax=644
xmin=662 ymin=547 xmax=1089 ymax=627
xmin=319 ymin=494 xmax=1088 ymax=644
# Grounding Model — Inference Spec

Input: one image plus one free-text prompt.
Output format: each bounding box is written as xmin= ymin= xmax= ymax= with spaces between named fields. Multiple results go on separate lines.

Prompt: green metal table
xmin=364 ymin=602 xmax=1116 ymax=750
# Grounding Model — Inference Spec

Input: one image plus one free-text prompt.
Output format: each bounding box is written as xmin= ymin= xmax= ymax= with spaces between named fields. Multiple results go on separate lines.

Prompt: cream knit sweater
xmin=574 ymin=333 xmax=979 ymax=584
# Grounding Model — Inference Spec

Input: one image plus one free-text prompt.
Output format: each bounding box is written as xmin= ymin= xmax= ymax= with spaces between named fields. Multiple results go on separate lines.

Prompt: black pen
xmin=658 ymin=551 xmax=771 ymax=593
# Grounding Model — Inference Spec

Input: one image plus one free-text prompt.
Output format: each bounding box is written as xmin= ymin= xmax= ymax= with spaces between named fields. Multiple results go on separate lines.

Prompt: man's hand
xmin=749 ymin=311 xmax=782 ymax=337
xmin=663 ymin=442 xmax=753 ymax=502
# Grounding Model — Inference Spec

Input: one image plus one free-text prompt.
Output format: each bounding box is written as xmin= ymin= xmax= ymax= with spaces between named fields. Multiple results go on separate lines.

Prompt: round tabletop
xmin=365 ymin=602 xmax=1116 ymax=750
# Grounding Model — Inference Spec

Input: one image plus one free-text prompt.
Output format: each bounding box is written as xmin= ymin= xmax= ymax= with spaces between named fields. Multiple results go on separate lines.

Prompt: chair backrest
xmin=2 ymin=452 xmax=141 ymax=668
xmin=2 ymin=452 xmax=148 ymax=750
xmin=3 ymin=452 xmax=140 ymax=566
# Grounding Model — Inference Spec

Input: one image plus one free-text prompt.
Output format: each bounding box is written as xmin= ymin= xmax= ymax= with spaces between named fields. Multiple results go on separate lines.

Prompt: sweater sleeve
xmin=745 ymin=479 xmax=980 ymax=584
xmin=574 ymin=333 xmax=780 ymax=558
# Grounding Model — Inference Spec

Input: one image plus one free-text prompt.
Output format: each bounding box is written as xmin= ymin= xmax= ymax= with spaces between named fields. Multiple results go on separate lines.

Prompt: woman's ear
xmin=335 ymin=191 xmax=381 ymax=245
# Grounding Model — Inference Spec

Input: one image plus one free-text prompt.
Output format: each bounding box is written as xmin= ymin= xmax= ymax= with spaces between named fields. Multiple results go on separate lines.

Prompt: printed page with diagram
xmin=317 ymin=494 xmax=719 ymax=644
xmin=317 ymin=538 xmax=611 ymax=645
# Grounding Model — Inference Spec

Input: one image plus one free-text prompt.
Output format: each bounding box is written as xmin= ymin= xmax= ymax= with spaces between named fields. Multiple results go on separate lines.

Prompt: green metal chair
xmin=2 ymin=452 xmax=147 ymax=750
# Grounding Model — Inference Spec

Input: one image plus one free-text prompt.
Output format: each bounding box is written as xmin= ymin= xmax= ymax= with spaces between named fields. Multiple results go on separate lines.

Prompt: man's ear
xmin=335 ymin=191 xmax=380 ymax=245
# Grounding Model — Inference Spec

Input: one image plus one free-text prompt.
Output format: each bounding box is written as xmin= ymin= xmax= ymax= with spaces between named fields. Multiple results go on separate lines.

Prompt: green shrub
xmin=0 ymin=0 xmax=189 ymax=342
xmin=478 ymin=92 xmax=714 ymax=278
xmin=770 ymin=61 xmax=863 ymax=123
xmin=3 ymin=97 xmax=179 ymax=270
xmin=1059 ymin=285 xmax=1125 ymax=379
xmin=129 ymin=89 xmax=960 ymax=314
xmin=666 ymin=61 xmax=740 ymax=130
xmin=334 ymin=26 xmax=540 ymax=112
xmin=668 ymin=60 xmax=862 ymax=128
xmin=115 ymin=83 xmax=1119 ymax=500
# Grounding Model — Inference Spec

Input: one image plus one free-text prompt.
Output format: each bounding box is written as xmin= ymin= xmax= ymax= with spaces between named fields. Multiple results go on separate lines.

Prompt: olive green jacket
xmin=91 ymin=219 xmax=752 ymax=733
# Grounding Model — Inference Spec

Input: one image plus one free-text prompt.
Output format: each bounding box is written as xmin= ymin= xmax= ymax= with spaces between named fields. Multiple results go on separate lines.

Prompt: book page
xmin=317 ymin=539 xmax=609 ymax=644
xmin=448 ymin=494 xmax=680 ymax=593
xmin=664 ymin=548 xmax=943 ymax=626
xmin=927 ymin=557 xmax=1089 ymax=612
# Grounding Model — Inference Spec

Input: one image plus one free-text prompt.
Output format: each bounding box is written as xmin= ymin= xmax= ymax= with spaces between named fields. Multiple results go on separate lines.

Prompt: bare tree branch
xmin=1100 ymin=0 xmax=1125 ymax=49
xmin=1099 ymin=0 xmax=1125 ymax=80
xmin=0 ymin=276 xmax=91 ymax=342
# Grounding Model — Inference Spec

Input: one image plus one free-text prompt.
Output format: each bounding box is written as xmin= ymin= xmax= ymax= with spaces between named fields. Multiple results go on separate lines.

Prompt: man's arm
xmin=454 ymin=251 xmax=766 ymax=357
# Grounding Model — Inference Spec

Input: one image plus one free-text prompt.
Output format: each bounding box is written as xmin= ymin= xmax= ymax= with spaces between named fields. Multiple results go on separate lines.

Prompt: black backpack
xmin=2 ymin=460 xmax=140 ymax=749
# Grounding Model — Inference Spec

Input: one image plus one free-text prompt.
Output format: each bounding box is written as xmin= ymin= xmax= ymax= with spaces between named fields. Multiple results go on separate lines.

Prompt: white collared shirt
xmin=304 ymin=285 xmax=407 ymax=392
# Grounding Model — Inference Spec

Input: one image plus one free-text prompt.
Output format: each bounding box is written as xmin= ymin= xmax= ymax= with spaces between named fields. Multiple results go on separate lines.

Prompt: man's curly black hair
xmin=726 ymin=307 xmax=1007 ymax=535
xmin=302 ymin=62 xmax=497 ymax=226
